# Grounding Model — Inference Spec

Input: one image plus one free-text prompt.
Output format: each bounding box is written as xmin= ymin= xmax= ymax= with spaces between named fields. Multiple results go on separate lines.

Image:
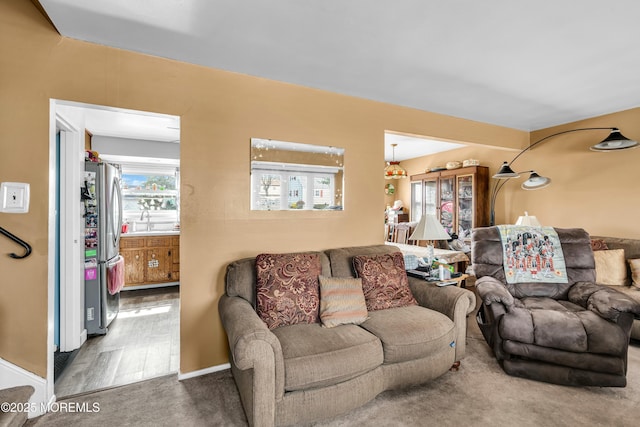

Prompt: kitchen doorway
xmin=48 ymin=100 xmax=181 ymax=399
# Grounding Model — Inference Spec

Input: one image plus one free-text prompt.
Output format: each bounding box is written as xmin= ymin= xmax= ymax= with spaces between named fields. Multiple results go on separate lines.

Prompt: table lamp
xmin=409 ymin=214 xmax=451 ymax=264
xmin=515 ymin=211 xmax=541 ymax=226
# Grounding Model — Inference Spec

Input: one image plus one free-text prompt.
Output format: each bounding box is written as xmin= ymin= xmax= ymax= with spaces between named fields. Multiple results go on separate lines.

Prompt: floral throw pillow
xmin=353 ymin=252 xmax=418 ymax=312
xmin=590 ymin=239 xmax=609 ymax=251
xmin=255 ymin=253 xmax=321 ymax=329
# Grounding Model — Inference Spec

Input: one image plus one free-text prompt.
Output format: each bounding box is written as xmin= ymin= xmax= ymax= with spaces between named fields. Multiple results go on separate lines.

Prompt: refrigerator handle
xmin=112 ymin=176 xmax=123 ymax=247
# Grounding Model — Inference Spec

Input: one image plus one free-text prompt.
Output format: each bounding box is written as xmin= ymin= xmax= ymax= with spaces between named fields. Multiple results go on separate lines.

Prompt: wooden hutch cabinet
xmin=410 ymin=166 xmax=489 ymax=240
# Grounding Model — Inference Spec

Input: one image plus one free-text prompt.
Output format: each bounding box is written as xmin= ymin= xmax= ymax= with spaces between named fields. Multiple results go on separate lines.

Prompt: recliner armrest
xmin=568 ymin=281 xmax=640 ymax=322
xmin=475 ymin=276 xmax=515 ymax=308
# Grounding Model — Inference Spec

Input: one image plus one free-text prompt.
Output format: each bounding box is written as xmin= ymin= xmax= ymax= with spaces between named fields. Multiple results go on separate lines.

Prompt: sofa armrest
xmin=568 ymin=281 xmax=640 ymax=322
xmin=409 ymin=277 xmax=476 ymax=317
xmin=475 ymin=276 xmax=515 ymax=308
xmin=408 ymin=277 xmax=476 ymax=361
xmin=219 ymin=294 xmax=285 ymax=426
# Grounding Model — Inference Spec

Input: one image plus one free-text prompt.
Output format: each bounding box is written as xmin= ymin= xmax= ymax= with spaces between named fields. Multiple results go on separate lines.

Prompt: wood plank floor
xmin=54 ymin=286 xmax=179 ymax=398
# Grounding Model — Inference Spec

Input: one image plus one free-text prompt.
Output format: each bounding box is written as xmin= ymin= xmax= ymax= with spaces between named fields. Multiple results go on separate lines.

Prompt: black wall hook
xmin=0 ymin=226 xmax=32 ymax=259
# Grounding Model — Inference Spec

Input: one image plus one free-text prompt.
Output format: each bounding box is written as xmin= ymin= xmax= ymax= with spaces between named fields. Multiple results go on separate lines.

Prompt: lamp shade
xmin=493 ymin=162 xmax=520 ymax=179
xmin=409 ymin=214 xmax=450 ymax=241
xmin=521 ymin=171 xmax=551 ymax=190
xmin=590 ymin=128 xmax=638 ymax=151
xmin=384 ymin=161 xmax=407 ymax=179
xmin=384 ymin=143 xmax=407 ymax=179
xmin=515 ymin=211 xmax=541 ymax=226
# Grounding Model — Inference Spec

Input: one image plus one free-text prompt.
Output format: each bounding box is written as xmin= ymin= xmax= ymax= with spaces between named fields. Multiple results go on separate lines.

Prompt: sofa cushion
xmin=255 ymin=253 xmax=322 ymax=329
xmin=318 ymin=276 xmax=368 ymax=328
xmin=499 ymin=299 xmax=627 ymax=356
xmin=325 ymin=245 xmax=398 ymax=278
xmin=272 ymin=323 xmax=383 ymax=392
xmin=610 ymin=284 xmax=640 ymax=304
xmin=353 ymin=252 xmax=418 ymax=311
xmin=359 ymin=305 xmax=455 ymax=364
xmin=594 ymin=249 xmax=627 ymax=286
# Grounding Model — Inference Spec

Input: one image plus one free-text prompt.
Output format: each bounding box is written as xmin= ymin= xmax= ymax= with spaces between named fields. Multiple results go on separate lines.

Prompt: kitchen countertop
xmin=121 ymin=230 xmax=180 ymax=237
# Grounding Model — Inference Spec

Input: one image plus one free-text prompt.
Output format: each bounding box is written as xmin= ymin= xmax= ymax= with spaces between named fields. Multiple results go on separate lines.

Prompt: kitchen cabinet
xmin=120 ymin=234 xmax=180 ymax=288
xmin=121 ymin=248 xmax=146 ymax=285
xmin=410 ymin=166 xmax=489 ymax=240
xmin=171 ymin=236 xmax=180 ymax=281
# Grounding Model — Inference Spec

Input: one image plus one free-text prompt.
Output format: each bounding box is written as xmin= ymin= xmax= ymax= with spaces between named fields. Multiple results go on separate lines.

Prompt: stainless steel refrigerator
xmin=83 ymin=161 xmax=123 ymax=335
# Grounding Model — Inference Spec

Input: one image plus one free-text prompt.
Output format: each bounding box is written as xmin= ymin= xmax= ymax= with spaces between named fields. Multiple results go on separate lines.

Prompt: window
xmin=121 ymin=165 xmax=180 ymax=231
xmin=251 ymin=166 xmax=340 ymax=210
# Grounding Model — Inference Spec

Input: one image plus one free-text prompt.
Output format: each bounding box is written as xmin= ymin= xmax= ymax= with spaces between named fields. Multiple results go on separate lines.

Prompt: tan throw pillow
xmin=628 ymin=259 xmax=640 ymax=289
xmin=255 ymin=253 xmax=321 ymax=330
xmin=318 ymin=276 xmax=368 ymax=328
xmin=594 ymin=249 xmax=627 ymax=286
xmin=353 ymin=252 xmax=418 ymax=312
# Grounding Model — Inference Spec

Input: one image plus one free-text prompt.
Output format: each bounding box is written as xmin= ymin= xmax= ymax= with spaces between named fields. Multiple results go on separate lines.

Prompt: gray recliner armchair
xmin=472 ymin=226 xmax=640 ymax=386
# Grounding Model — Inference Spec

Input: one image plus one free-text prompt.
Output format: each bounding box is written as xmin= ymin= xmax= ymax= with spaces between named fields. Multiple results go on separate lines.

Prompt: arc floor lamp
xmin=489 ymin=127 xmax=638 ymax=226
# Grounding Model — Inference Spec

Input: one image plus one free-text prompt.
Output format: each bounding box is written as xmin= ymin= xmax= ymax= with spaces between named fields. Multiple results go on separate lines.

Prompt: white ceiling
xmin=39 ymin=0 xmax=640 ymax=160
xmin=84 ymin=107 xmax=180 ymax=143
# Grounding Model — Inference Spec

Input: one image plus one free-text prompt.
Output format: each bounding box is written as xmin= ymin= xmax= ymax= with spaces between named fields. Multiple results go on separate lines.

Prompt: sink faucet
xmin=140 ymin=209 xmax=151 ymax=231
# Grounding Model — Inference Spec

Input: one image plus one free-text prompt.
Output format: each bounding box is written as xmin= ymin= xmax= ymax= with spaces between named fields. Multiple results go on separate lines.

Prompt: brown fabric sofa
xmin=590 ymin=236 xmax=640 ymax=341
xmin=472 ymin=227 xmax=640 ymax=387
xmin=219 ymin=244 xmax=476 ymax=427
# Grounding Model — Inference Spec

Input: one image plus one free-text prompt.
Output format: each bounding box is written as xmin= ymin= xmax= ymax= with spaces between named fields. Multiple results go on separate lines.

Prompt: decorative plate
xmin=446 ymin=161 xmax=462 ymax=170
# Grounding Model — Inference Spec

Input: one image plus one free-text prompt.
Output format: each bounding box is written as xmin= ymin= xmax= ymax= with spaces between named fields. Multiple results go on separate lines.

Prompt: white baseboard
xmin=0 ymin=358 xmax=48 ymax=418
xmin=178 ymin=363 xmax=231 ymax=381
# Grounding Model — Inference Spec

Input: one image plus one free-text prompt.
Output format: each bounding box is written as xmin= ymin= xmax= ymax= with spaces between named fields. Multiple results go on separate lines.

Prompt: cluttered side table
xmin=412 ymin=272 xmax=470 ymax=288
xmin=385 ymin=242 xmax=470 ymax=273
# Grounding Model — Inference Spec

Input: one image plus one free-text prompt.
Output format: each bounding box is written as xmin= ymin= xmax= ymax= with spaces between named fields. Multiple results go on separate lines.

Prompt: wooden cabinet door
xmin=121 ymin=249 xmax=146 ymax=286
xmin=171 ymin=236 xmax=180 ymax=281
xmin=146 ymin=247 xmax=173 ymax=283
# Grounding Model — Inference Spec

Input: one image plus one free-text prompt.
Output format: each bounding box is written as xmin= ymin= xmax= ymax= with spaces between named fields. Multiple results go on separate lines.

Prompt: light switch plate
xmin=0 ymin=182 xmax=30 ymax=213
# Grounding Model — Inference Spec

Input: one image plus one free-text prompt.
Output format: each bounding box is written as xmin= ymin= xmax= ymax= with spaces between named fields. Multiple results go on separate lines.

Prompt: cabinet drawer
xmin=171 ymin=236 xmax=179 ymax=247
xmin=120 ymin=237 xmax=145 ymax=249
xmin=146 ymin=236 xmax=172 ymax=247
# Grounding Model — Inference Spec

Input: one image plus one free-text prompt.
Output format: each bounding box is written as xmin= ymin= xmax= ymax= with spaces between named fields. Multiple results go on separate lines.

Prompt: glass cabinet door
xmin=439 ymin=176 xmax=455 ymax=234
xmin=424 ymin=178 xmax=438 ymax=217
xmin=457 ymin=174 xmax=474 ymax=239
xmin=410 ymin=181 xmax=423 ymax=222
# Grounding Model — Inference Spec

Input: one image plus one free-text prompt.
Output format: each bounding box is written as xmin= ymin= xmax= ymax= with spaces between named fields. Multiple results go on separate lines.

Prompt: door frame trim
xmin=47 ymin=99 xmax=85 ymax=402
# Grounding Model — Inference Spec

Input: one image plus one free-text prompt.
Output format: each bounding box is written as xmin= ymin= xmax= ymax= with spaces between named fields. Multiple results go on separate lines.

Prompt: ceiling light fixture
xmin=384 ymin=143 xmax=407 ymax=179
xmin=490 ymin=127 xmax=637 ymax=225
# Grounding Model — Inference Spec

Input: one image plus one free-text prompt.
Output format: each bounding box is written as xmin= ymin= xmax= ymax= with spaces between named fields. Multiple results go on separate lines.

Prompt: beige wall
xmin=394 ymin=108 xmax=640 ymax=238
xmin=0 ymin=0 xmax=525 ymax=377
xmin=520 ymin=109 xmax=640 ymax=236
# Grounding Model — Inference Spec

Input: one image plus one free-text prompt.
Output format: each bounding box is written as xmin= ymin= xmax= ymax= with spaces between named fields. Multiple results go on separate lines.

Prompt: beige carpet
xmin=28 ymin=295 xmax=640 ymax=426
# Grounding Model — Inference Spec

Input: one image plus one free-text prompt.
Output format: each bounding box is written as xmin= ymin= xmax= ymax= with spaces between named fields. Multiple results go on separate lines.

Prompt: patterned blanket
xmin=497 ymin=225 xmax=568 ymax=284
